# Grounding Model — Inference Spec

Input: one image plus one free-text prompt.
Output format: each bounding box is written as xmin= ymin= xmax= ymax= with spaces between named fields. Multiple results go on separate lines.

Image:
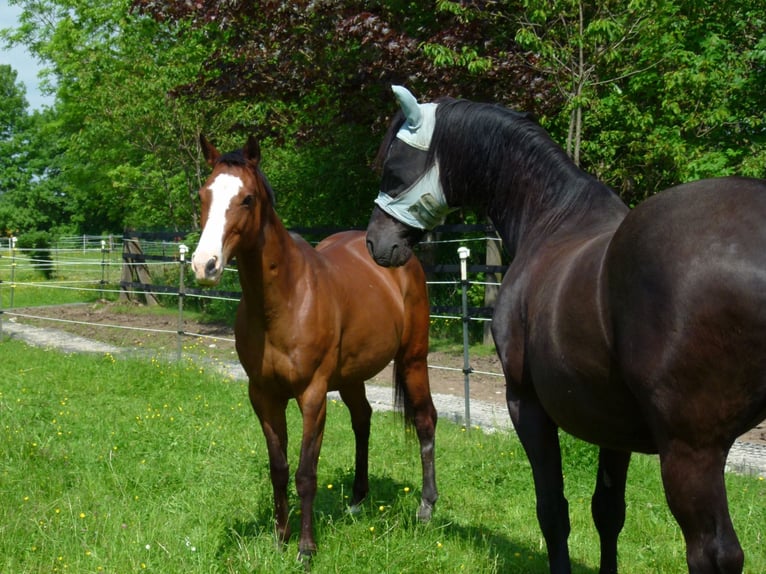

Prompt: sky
xmin=0 ymin=0 xmax=55 ymax=110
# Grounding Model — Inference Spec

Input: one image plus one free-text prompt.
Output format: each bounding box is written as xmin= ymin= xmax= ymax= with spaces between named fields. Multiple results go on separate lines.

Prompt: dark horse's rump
xmin=366 ymin=85 xmax=766 ymax=573
xmin=608 ymin=178 xmax=766 ymax=445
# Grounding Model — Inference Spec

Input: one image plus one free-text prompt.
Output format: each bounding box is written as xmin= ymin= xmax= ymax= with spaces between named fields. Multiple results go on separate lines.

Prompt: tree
xmin=513 ymin=0 xmax=766 ymax=204
xmin=6 ymin=0 xmax=217 ymax=233
xmin=0 ymin=64 xmax=34 ymax=234
xmin=513 ymin=0 xmax=670 ymax=165
xmin=3 ymin=0 xmax=764 ymax=237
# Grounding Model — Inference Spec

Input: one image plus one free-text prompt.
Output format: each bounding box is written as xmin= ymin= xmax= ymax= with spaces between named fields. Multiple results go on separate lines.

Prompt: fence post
xmin=177 ymin=244 xmax=188 ymax=362
xmin=0 ymin=244 xmax=3 ymax=338
xmin=9 ymin=236 xmax=17 ymax=309
xmin=100 ymin=239 xmax=108 ymax=300
xmin=457 ymin=246 xmax=472 ymax=430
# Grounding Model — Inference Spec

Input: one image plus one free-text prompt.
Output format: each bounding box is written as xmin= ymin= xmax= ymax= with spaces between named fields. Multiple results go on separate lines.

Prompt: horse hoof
xmin=346 ymin=503 xmax=363 ymax=515
xmin=417 ymin=501 xmax=433 ymax=522
xmin=297 ymin=549 xmax=314 ymax=569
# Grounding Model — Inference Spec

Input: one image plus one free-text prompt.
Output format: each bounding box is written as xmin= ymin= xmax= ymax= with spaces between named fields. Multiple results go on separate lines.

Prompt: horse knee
xmin=295 ymin=471 xmax=318 ymax=500
xmin=266 ymin=456 xmax=290 ymax=499
xmin=719 ymin=543 xmax=744 ymax=573
xmin=686 ymin=536 xmax=744 ymax=574
xmin=413 ymin=403 xmax=437 ymax=435
xmin=678 ymin=520 xmax=744 ymax=574
xmin=715 ymin=543 xmax=744 ymax=574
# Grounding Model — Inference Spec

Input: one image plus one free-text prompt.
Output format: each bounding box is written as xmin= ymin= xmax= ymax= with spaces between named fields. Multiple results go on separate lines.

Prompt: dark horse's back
xmin=607 ymin=176 xmax=766 ymax=445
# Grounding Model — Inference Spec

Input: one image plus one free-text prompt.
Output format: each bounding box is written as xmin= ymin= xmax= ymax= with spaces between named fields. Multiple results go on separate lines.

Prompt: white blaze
xmin=192 ymin=173 xmax=243 ymax=280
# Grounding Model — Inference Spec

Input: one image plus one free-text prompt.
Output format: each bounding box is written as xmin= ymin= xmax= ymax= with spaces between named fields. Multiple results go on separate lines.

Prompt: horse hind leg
xmin=338 ymin=383 xmax=372 ymax=510
xmin=660 ymin=443 xmax=743 ymax=573
xmin=393 ymin=358 xmax=439 ymax=521
xmin=591 ymin=448 xmax=631 ymax=574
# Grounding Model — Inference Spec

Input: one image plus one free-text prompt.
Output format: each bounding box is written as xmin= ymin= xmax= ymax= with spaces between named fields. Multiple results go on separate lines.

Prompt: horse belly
xmin=334 ymin=306 xmax=403 ymax=387
xmin=534 ymin=371 xmax=656 ymax=452
xmin=529 ymin=347 xmax=658 ymax=451
xmin=318 ymin=231 xmax=425 ymax=387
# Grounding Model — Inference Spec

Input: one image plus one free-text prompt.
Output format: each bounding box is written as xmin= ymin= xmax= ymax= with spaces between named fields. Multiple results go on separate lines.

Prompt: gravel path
xmin=4 ymin=318 xmax=765 ymax=477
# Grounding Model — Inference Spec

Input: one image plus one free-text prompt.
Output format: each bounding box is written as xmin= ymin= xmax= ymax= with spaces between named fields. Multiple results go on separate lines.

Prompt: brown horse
xmin=365 ymin=86 xmax=766 ymax=574
xmin=191 ymin=134 xmax=438 ymax=560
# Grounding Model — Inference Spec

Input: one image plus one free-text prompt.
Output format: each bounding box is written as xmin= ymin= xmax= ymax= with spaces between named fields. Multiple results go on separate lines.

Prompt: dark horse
xmin=191 ymin=134 xmax=438 ymax=559
xmin=365 ymin=86 xmax=766 ymax=574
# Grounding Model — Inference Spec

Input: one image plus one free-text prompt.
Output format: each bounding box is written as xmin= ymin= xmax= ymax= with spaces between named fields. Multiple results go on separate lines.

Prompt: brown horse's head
xmin=191 ymin=135 xmax=272 ymax=285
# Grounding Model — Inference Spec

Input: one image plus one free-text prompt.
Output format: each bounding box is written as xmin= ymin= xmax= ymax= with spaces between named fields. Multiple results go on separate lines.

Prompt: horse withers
xmin=366 ymin=85 xmax=766 ymax=574
xmin=191 ymin=134 xmax=438 ymax=560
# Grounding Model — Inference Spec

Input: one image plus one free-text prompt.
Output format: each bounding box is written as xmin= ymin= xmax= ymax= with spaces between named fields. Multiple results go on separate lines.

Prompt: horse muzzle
xmin=191 ymin=251 xmax=224 ymax=285
xmin=365 ymin=206 xmax=423 ymax=267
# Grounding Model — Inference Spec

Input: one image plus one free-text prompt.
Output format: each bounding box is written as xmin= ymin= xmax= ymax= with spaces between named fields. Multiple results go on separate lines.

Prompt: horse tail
xmin=392 ymin=363 xmax=416 ymax=430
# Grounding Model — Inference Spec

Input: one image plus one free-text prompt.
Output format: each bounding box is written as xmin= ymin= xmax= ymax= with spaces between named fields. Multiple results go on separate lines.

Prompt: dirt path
xmin=5 ymin=302 xmax=766 ymax=454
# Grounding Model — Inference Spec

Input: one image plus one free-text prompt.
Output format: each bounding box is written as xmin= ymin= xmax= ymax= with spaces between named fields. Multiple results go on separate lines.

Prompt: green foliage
xmin=513 ymin=0 xmax=766 ymax=203
xmin=2 ymin=0 xmax=766 ymax=236
xmin=0 ymin=65 xmax=33 ymax=235
xmin=421 ymin=43 xmax=494 ymax=74
xmin=261 ymin=124 xmax=380 ymax=229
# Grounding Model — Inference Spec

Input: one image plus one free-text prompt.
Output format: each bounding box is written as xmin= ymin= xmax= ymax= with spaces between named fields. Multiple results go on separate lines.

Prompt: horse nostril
xmin=205 ymin=256 xmax=218 ymax=275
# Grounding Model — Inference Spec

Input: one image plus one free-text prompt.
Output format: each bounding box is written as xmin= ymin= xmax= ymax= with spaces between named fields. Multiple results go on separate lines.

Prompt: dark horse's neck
xmin=430 ymin=100 xmax=628 ymax=257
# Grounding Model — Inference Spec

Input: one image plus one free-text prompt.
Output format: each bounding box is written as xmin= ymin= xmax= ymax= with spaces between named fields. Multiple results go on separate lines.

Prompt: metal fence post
xmin=177 ymin=244 xmax=188 ymax=362
xmin=458 ymin=246 xmax=472 ymax=430
xmin=9 ymin=236 xmax=17 ymax=309
xmin=100 ymin=239 xmax=108 ymax=300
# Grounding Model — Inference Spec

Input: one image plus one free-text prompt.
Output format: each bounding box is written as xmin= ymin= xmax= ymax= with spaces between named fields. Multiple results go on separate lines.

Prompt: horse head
xmin=192 ymin=134 xmax=272 ymax=285
xmin=365 ymin=86 xmax=455 ymax=267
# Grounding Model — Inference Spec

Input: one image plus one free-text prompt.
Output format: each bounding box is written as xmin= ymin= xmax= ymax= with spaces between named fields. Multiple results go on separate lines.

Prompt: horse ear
xmin=244 ymin=135 xmax=261 ymax=166
xmin=392 ymin=85 xmax=423 ymax=130
xmin=199 ymin=135 xmax=220 ymax=167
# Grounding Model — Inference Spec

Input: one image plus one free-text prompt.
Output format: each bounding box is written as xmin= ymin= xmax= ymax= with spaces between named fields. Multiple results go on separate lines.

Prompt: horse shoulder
xmin=491 ymin=260 xmax=529 ymax=387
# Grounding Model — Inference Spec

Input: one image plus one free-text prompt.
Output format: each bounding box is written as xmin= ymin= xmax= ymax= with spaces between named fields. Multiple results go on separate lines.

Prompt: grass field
xmin=0 ymin=247 xmax=117 ymax=308
xmin=1 ymin=339 xmax=766 ymax=573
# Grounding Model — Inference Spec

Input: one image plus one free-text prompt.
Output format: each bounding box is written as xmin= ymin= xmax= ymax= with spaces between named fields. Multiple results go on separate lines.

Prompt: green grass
xmin=1 ymin=248 xmax=118 ymax=308
xmin=1 ymin=340 xmax=766 ymax=573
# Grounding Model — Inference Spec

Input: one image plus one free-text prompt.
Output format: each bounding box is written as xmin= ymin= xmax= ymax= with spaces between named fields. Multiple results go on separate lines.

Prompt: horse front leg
xmin=339 ymin=384 xmax=372 ymax=509
xmin=508 ymin=392 xmax=571 ymax=574
xmin=294 ymin=390 xmax=328 ymax=561
xmin=249 ymin=387 xmax=291 ymax=547
xmin=591 ymin=448 xmax=631 ymax=574
xmin=659 ymin=442 xmax=743 ymax=574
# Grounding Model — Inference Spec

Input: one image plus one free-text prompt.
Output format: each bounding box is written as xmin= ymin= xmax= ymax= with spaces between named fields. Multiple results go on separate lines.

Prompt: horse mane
xmin=427 ymin=99 xmax=615 ymax=255
xmin=216 ymin=149 xmax=277 ymax=205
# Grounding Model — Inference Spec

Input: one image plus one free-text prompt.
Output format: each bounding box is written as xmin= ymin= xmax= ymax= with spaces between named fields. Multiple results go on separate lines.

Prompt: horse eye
xmin=241 ymin=195 xmax=254 ymax=208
